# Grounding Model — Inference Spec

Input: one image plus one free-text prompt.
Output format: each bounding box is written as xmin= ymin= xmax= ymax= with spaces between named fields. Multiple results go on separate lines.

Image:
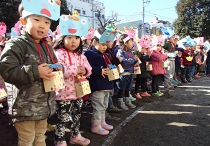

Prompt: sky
xmin=98 ymin=0 xmax=179 ymax=24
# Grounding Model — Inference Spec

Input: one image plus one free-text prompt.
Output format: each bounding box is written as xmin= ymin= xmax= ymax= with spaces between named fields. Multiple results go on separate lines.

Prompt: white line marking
xmin=101 ymin=106 xmax=144 ymax=146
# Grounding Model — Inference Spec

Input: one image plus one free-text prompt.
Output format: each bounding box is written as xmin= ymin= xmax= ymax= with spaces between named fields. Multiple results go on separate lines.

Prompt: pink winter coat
xmin=150 ymin=50 xmax=168 ymax=75
xmin=55 ymin=48 xmax=92 ymax=100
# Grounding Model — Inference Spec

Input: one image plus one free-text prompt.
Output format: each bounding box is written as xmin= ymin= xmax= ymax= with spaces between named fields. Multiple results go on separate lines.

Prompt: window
xmin=95 ymin=13 xmax=99 ymax=17
xmin=102 ymin=15 xmax=104 ymax=18
xmin=82 ymin=10 xmax=86 ymax=15
xmin=74 ymin=9 xmax=81 ymax=14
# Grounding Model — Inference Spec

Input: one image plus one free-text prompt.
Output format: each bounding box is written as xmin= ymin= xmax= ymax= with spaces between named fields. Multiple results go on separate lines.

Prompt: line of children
xmin=1 ymin=2 xmax=209 ymax=145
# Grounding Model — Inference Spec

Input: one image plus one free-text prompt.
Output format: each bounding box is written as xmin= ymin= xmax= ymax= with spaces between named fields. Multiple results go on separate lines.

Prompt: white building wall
xmin=66 ymin=0 xmax=106 ymax=29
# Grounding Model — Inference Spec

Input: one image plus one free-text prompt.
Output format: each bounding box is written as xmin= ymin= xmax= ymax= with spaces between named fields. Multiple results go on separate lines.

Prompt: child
xmin=53 ymin=13 xmax=92 ymax=145
xmin=46 ymin=36 xmax=54 ymax=47
xmin=0 ymin=35 xmax=6 ymax=51
xmin=163 ymin=35 xmax=176 ymax=89
xmin=150 ymin=43 xmax=168 ymax=96
xmin=82 ymin=28 xmax=95 ymax=53
xmin=0 ymin=1 xmax=61 ymax=145
xmin=0 ymin=24 xmax=8 ymax=114
xmin=194 ymin=45 xmax=204 ymax=78
xmin=106 ymin=41 xmax=123 ymax=112
xmin=84 ymin=27 xmax=116 ymax=135
xmin=180 ymin=44 xmax=193 ymax=83
xmin=206 ymin=49 xmax=210 ymax=76
xmin=174 ymin=44 xmax=183 ymax=81
xmin=133 ymin=43 xmax=151 ymax=99
xmin=116 ymin=34 xmax=137 ymax=110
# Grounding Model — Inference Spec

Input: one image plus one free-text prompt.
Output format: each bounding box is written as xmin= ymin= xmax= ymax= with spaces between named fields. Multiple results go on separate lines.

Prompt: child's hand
xmin=117 ymin=56 xmax=123 ymax=62
xmin=134 ymin=62 xmax=139 ymax=67
xmin=38 ymin=63 xmax=55 ymax=80
xmin=77 ymin=66 xmax=86 ymax=75
xmin=133 ymin=55 xmax=139 ymax=60
xmin=101 ymin=67 xmax=109 ymax=78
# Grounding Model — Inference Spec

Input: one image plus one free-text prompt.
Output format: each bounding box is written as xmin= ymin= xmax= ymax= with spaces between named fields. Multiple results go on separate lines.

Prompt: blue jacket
xmin=113 ymin=46 xmax=120 ymax=57
xmin=116 ymin=49 xmax=136 ymax=73
xmin=84 ymin=47 xmax=114 ymax=92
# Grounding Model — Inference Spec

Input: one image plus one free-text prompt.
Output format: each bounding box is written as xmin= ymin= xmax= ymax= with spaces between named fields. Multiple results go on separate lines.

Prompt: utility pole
xmin=92 ymin=0 xmax=95 ymax=29
xmin=142 ymin=0 xmax=150 ymax=36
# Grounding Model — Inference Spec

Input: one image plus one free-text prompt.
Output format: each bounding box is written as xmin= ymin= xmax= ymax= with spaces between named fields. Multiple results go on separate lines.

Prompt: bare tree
xmin=91 ymin=1 xmax=120 ymax=28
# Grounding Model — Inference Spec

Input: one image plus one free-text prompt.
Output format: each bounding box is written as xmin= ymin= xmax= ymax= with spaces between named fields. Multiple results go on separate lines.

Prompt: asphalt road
xmin=108 ymin=75 xmax=210 ymax=146
xmin=0 ymin=74 xmax=210 ymax=146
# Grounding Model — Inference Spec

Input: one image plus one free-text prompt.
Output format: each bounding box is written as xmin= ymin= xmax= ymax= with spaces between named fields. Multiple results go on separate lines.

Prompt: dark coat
xmin=206 ymin=50 xmax=210 ymax=64
xmin=84 ymin=47 xmax=114 ymax=92
xmin=133 ymin=51 xmax=151 ymax=79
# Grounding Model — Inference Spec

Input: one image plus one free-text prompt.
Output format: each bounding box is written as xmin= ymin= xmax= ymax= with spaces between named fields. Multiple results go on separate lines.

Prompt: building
xmin=66 ymin=0 xmax=106 ymax=29
xmin=116 ymin=20 xmax=151 ymax=38
xmin=150 ymin=17 xmax=172 ymax=35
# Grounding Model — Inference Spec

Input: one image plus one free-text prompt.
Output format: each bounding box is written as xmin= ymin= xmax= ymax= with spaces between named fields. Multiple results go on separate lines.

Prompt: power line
xmin=146 ymin=7 xmax=175 ymax=11
xmin=145 ymin=11 xmax=176 ymax=21
xmin=116 ymin=12 xmax=140 ymax=24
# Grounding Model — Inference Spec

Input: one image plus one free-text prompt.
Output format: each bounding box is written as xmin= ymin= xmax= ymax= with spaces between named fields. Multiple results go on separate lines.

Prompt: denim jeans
xmin=189 ymin=66 xmax=195 ymax=77
xmin=116 ymin=74 xmax=133 ymax=90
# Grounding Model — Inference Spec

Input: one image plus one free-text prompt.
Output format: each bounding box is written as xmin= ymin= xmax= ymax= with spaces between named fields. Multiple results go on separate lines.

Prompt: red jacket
xmin=150 ymin=50 xmax=168 ymax=75
xmin=181 ymin=49 xmax=192 ymax=66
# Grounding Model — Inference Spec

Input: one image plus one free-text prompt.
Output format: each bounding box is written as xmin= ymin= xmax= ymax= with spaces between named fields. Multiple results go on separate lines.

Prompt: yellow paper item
xmin=107 ymin=68 xmax=120 ymax=81
xmin=186 ymin=57 xmax=193 ymax=61
xmin=146 ymin=64 xmax=153 ymax=71
xmin=43 ymin=71 xmax=65 ymax=92
xmin=162 ymin=61 xmax=168 ymax=68
xmin=134 ymin=66 xmax=141 ymax=74
xmin=75 ymin=76 xmax=91 ymax=97
xmin=118 ymin=64 xmax=124 ymax=73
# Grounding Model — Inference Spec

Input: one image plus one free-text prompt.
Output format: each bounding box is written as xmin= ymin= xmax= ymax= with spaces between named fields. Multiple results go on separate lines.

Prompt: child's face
xmin=185 ymin=45 xmax=190 ymax=50
xmin=46 ymin=37 xmax=53 ymax=46
xmin=64 ymin=36 xmax=80 ymax=52
xmin=141 ymin=47 xmax=149 ymax=54
xmin=95 ymin=42 xmax=108 ymax=53
xmin=107 ymin=42 xmax=113 ymax=49
xmin=125 ymin=39 xmax=134 ymax=50
xmin=156 ymin=45 xmax=162 ymax=51
xmin=25 ymin=15 xmax=51 ymax=42
xmin=86 ymin=39 xmax=91 ymax=45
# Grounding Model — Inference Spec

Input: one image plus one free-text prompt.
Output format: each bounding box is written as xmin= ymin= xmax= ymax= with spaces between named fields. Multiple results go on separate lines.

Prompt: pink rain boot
xmin=70 ymin=133 xmax=90 ymax=146
xmin=101 ymin=117 xmax=113 ymax=130
xmin=91 ymin=120 xmax=109 ymax=135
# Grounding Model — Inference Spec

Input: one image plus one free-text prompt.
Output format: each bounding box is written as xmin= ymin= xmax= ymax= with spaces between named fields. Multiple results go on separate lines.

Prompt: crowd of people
xmin=0 ymin=0 xmax=210 ymax=146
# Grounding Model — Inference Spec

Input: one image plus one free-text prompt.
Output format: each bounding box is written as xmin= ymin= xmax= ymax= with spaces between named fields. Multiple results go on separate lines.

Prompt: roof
xmin=116 ymin=20 xmax=142 ymax=30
